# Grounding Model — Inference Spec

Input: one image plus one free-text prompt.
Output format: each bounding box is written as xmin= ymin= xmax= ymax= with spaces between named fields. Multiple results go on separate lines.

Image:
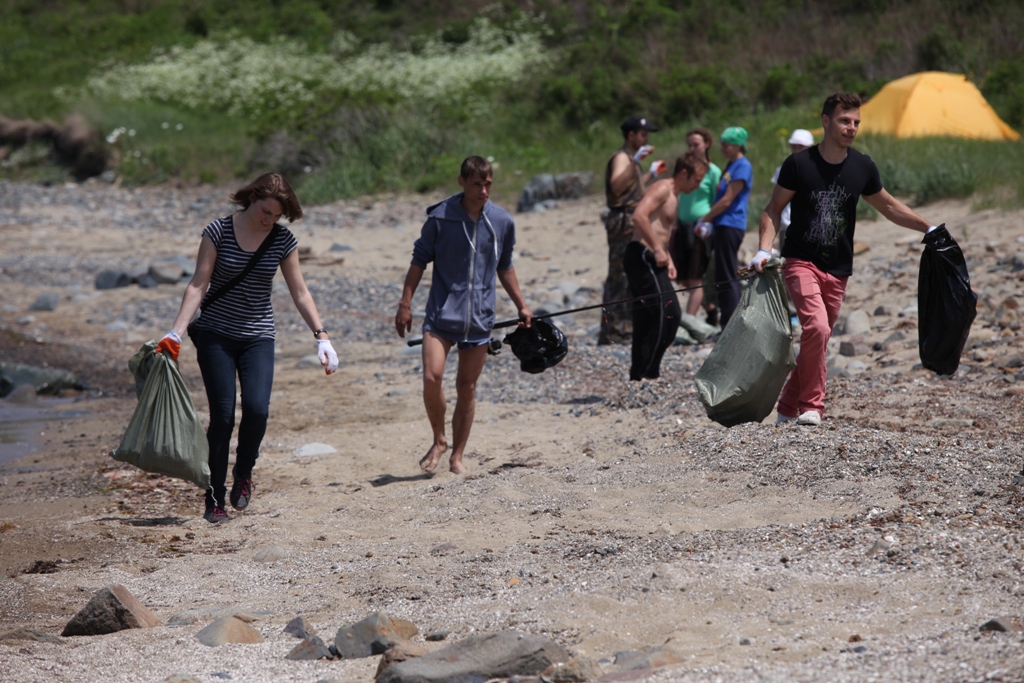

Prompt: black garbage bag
xmin=919 ymin=224 xmax=977 ymax=375
xmin=694 ymin=259 xmax=796 ymax=427
xmin=503 ymin=319 xmax=569 ymax=374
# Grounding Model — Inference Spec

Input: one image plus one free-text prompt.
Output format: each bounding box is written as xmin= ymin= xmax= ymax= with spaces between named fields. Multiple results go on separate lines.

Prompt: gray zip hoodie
xmin=411 ymin=193 xmax=516 ymax=344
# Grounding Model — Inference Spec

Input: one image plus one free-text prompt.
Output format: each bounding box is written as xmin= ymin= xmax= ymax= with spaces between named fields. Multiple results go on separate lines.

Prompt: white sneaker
xmin=797 ymin=410 xmax=822 ymax=426
xmin=775 ymin=413 xmax=797 ymax=424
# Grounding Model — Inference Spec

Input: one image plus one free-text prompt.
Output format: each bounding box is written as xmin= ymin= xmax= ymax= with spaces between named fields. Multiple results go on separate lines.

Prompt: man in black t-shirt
xmin=749 ymin=92 xmax=939 ymax=427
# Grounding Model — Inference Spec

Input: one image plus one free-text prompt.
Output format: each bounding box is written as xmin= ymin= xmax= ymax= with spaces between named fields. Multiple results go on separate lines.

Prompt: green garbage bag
xmin=110 ymin=341 xmax=210 ymax=488
xmin=694 ymin=259 xmax=796 ymax=427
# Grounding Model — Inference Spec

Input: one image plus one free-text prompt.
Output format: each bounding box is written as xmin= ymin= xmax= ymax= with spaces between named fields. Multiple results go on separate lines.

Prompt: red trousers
xmin=777 ymin=259 xmax=848 ymax=418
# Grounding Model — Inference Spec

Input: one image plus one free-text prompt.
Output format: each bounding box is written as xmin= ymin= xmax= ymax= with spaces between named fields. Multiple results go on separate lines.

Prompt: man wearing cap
xmin=770 ymin=129 xmax=815 ymax=251
xmin=600 ymin=116 xmax=667 ymax=345
xmin=749 ymin=92 xmax=939 ymax=427
xmin=697 ymin=126 xmax=753 ymax=329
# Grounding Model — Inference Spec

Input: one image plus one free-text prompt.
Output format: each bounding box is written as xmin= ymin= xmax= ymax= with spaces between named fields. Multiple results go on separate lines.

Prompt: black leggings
xmin=711 ymin=225 xmax=745 ymax=327
xmin=624 ymin=241 xmax=680 ymax=381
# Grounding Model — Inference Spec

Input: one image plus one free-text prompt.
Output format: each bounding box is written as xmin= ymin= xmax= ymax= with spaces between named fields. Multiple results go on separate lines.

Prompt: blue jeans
xmin=193 ymin=328 xmax=275 ymax=507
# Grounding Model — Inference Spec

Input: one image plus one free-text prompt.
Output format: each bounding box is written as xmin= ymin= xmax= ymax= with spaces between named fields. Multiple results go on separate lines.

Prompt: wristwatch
xmin=313 ymin=328 xmax=328 ymax=338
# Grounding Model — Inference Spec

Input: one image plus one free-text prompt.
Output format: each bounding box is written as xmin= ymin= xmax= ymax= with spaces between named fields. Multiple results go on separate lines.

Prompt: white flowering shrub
xmin=82 ymin=35 xmax=336 ymax=118
xmin=77 ymin=19 xmax=551 ymax=119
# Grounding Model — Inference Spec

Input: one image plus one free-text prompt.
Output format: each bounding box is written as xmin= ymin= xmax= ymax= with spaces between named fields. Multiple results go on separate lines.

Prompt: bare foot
xmin=449 ymin=456 xmax=466 ymax=475
xmin=419 ymin=442 xmax=447 ymax=473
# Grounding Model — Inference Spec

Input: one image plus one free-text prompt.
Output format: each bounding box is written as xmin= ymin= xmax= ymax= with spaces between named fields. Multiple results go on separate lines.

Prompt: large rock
xmin=335 ymin=612 xmax=419 ymax=659
xmin=195 ymin=615 xmax=264 ymax=647
xmin=0 ymin=361 xmax=77 ymax=397
xmin=553 ymin=172 xmax=593 ymax=200
xmin=253 ymin=546 xmax=287 ymax=562
xmin=148 ymin=261 xmax=186 ymax=284
xmin=517 ymin=172 xmax=593 ymax=212
xmin=286 ymin=634 xmax=335 ymax=660
xmin=516 ymin=174 xmax=555 ymax=213
xmin=843 ymin=309 xmax=872 ymax=336
xmin=541 ymin=655 xmax=602 ymax=682
xmin=61 ymin=584 xmax=161 ymax=636
xmin=0 ymin=627 xmax=64 ymax=644
xmin=28 ymin=293 xmax=59 ymax=312
xmin=376 ymin=632 xmax=571 ymax=683
xmin=375 ymin=638 xmax=430 ymax=677
xmin=284 ymin=615 xmax=316 ymax=639
xmin=95 ymin=270 xmax=132 ymax=290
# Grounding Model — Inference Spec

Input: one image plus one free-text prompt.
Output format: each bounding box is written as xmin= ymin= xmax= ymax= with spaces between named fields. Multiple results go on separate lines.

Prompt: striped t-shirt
xmin=192 ymin=215 xmax=298 ymax=340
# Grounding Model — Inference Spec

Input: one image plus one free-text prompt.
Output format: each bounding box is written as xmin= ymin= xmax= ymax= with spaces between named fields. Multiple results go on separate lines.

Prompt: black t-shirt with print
xmin=777 ymin=146 xmax=883 ymax=277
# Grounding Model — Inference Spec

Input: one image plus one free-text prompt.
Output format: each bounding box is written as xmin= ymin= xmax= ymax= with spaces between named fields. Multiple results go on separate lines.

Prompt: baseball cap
xmin=720 ymin=126 xmax=749 ymax=149
xmin=788 ymin=129 xmax=814 ymax=146
xmin=620 ymin=116 xmax=660 ymax=134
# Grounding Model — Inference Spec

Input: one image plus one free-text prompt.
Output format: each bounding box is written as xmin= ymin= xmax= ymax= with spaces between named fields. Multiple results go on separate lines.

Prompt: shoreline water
xmin=0 ymin=401 xmax=93 ymax=466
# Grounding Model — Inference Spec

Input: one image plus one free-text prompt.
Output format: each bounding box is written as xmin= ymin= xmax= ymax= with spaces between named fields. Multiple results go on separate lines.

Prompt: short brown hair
xmin=673 ymin=151 xmax=709 ymax=178
xmin=230 ymin=173 xmax=303 ymax=222
xmin=685 ymin=127 xmax=714 ymax=163
xmin=460 ymin=156 xmax=493 ymax=181
xmin=822 ymin=92 xmax=862 ymax=118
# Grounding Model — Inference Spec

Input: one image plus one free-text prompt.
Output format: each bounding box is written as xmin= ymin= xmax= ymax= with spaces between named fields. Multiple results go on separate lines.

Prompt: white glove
xmin=648 ymin=160 xmax=667 ymax=177
xmin=633 ymin=144 xmax=654 ymax=163
xmin=695 ymin=221 xmax=713 ymax=240
xmin=317 ymin=339 xmax=338 ymax=375
xmin=747 ymin=249 xmax=772 ymax=273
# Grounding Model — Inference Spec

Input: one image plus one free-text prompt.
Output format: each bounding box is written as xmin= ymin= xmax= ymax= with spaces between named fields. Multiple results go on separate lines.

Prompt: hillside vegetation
xmin=2 ymin=0 xmax=1023 ymax=210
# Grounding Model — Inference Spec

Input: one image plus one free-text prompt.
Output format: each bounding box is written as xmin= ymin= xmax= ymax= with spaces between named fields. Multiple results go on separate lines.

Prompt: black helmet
xmin=502 ymin=319 xmax=569 ymax=374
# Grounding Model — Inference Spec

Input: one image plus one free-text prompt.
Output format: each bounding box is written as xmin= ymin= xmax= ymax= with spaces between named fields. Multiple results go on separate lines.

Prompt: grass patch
xmin=78 ymin=101 xmax=253 ymax=185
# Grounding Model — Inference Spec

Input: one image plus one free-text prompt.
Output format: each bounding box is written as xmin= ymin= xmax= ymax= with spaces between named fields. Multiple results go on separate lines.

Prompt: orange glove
xmin=156 ymin=331 xmax=181 ymax=361
xmin=648 ymin=160 xmax=667 ymax=177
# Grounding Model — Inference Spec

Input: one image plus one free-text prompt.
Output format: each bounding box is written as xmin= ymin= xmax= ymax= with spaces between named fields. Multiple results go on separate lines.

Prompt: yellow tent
xmin=859 ymin=71 xmax=1020 ymax=141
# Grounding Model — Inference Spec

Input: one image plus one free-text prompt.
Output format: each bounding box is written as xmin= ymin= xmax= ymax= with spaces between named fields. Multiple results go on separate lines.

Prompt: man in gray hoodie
xmin=395 ymin=156 xmax=533 ymax=474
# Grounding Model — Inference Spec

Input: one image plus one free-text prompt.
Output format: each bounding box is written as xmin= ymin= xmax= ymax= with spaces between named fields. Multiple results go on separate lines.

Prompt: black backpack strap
xmin=201 ymin=224 xmax=281 ymax=311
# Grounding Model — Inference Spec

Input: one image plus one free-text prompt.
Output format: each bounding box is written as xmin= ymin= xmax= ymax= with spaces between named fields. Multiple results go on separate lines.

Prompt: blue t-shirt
xmin=713 ymin=156 xmax=753 ymax=230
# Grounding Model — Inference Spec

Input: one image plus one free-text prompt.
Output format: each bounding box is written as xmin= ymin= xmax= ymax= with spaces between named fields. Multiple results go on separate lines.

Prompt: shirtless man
xmin=624 ymin=152 xmax=709 ymax=381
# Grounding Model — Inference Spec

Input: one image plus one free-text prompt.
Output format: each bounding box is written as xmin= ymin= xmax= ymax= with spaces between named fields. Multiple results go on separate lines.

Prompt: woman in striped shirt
xmin=158 ymin=173 xmax=337 ymax=523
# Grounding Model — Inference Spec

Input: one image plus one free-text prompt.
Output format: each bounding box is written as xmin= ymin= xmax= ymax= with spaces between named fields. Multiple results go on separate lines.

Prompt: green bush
xmin=759 ymin=64 xmax=807 ymax=110
xmin=982 ymin=59 xmax=1024 ymax=128
xmin=660 ymin=65 xmax=736 ymax=125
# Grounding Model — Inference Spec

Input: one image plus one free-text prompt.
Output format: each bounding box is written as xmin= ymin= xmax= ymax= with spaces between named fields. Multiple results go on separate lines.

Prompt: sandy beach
xmin=1 ymin=179 xmax=1023 ymax=682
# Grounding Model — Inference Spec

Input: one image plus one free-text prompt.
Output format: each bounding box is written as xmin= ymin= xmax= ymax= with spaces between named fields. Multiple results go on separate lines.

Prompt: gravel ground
xmin=0 ymin=180 xmax=1023 ymax=683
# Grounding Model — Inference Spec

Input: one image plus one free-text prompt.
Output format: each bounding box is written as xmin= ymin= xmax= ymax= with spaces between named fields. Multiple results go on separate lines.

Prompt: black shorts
xmin=670 ymin=220 xmax=710 ymax=282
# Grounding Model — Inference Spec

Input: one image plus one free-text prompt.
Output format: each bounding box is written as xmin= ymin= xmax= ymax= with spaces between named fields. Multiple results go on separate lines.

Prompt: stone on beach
xmin=294 ymin=442 xmax=338 ymax=456
xmin=94 ymin=269 xmax=132 ymax=290
xmin=0 ymin=627 xmax=64 ymax=644
xmin=375 ymin=638 xmax=430 ymax=677
xmin=0 ymin=361 xmax=77 ymax=397
xmin=286 ymin=633 xmax=335 ymax=660
xmin=28 ymin=293 xmax=59 ymax=311
xmin=195 ymin=615 xmax=264 ymax=647
xmin=376 ymin=632 xmax=570 ymax=683
xmin=253 ymin=545 xmax=287 ymax=562
xmin=334 ymin=612 xmax=420 ymax=659
xmin=284 ymin=615 xmax=316 ymax=639
xmin=148 ymin=261 xmax=186 ymax=284
xmin=61 ymin=584 xmax=161 ymax=637
xmin=843 ymin=309 xmax=872 ymax=336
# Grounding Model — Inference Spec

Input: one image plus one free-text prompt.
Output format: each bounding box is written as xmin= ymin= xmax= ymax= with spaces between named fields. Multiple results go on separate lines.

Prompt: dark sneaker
xmin=705 ymin=307 xmax=719 ymax=327
xmin=204 ymin=502 xmax=229 ymax=523
xmin=230 ymin=478 xmax=253 ymax=510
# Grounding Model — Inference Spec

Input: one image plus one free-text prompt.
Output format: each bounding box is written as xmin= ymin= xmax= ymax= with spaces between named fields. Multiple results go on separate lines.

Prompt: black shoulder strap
xmin=201 ymin=224 xmax=281 ymax=312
